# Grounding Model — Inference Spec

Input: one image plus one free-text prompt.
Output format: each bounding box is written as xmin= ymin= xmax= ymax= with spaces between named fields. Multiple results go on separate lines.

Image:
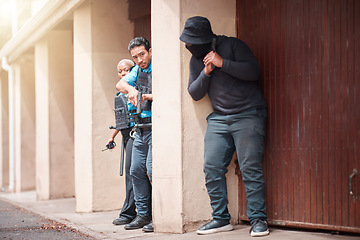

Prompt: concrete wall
xmin=73 ymin=0 xmax=134 ymax=212
xmin=152 ymin=0 xmax=237 ymax=233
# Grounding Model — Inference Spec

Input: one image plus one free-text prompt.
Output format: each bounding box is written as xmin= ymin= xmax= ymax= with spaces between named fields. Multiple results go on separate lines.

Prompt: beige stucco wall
xmin=152 ymin=0 xmax=237 ymax=233
xmin=48 ymin=30 xmax=75 ymax=199
xmin=74 ymin=0 xmax=134 ymax=212
xmin=0 ymin=71 xmax=9 ymax=189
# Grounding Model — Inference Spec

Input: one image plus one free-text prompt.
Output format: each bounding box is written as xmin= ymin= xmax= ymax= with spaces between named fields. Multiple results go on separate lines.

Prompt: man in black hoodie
xmin=180 ymin=16 xmax=269 ymax=237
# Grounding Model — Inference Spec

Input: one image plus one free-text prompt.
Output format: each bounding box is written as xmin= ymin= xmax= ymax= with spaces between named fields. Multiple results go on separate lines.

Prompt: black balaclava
xmin=186 ymin=42 xmax=212 ymax=59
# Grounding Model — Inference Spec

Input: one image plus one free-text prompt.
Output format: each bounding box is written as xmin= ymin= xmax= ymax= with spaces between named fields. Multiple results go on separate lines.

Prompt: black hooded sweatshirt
xmin=187 ymin=35 xmax=267 ymax=115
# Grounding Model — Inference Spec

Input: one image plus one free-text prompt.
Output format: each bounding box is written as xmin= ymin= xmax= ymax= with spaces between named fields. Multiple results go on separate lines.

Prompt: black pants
xmin=119 ymin=128 xmax=136 ymax=220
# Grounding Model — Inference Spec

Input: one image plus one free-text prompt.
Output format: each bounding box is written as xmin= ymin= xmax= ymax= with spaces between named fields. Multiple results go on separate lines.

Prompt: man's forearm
xmin=116 ymin=79 xmax=139 ymax=106
xmin=116 ymin=79 xmax=135 ymax=94
xmin=188 ymin=70 xmax=211 ymax=101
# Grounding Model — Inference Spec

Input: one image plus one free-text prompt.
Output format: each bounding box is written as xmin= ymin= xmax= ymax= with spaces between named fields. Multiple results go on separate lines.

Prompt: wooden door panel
xmin=236 ymin=0 xmax=360 ymax=233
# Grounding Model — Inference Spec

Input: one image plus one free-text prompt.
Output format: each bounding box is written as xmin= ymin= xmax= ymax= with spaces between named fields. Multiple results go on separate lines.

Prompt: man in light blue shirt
xmin=116 ymin=37 xmax=153 ymax=233
xmin=121 ymin=64 xmax=152 ymax=119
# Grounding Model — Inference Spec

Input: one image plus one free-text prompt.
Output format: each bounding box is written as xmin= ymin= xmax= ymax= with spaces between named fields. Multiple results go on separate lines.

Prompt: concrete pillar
xmin=35 ymin=29 xmax=75 ymax=200
xmin=12 ymin=55 xmax=36 ymax=192
xmin=0 ymin=71 xmax=9 ymax=190
xmin=152 ymin=0 xmax=237 ymax=233
xmin=73 ymin=0 xmax=134 ymax=212
xmin=151 ymin=0 xmax=183 ymax=233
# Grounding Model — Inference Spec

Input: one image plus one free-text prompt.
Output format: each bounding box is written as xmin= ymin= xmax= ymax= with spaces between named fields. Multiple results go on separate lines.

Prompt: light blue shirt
xmin=122 ymin=63 xmax=152 ymax=118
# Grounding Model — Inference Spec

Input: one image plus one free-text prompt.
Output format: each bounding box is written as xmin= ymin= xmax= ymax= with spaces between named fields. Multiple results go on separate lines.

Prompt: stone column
xmin=35 ymin=29 xmax=74 ymax=200
xmin=0 ymin=71 xmax=9 ymax=190
xmin=152 ymin=0 xmax=237 ymax=233
xmin=73 ymin=0 xmax=134 ymax=212
xmin=12 ymin=55 xmax=36 ymax=192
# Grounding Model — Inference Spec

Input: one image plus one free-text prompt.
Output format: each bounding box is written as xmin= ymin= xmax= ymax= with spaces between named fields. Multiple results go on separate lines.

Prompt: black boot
xmin=124 ymin=215 xmax=151 ymax=230
xmin=142 ymin=221 xmax=153 ymax=232
xmin=113 ymin=216 xmax=133 ymax=225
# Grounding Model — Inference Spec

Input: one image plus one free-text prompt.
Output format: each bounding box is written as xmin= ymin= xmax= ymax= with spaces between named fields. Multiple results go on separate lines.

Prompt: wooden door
xmin=236 ymin=0 xmax=360 ymax=233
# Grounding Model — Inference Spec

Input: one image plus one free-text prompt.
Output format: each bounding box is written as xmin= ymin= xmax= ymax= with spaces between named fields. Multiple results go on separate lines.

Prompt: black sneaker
xmin=196 ymin=219 xmax=233 ymax=235
xmin=250 ymin=219 xmax=269 ymax=237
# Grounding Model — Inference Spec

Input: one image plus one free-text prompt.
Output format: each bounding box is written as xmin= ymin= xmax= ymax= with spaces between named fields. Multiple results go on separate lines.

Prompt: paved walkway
xmin=0 ymin=199 xmax=95 ymax=239
xmin=0 ymin=191 xmax=358 ymax=240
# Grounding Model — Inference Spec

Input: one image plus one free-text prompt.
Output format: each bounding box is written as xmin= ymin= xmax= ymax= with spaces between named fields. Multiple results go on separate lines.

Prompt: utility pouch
xmin=114 ymin=94 xmax=134 ymax=130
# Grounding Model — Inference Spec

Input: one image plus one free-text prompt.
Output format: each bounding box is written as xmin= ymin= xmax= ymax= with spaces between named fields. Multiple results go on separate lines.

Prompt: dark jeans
xmin=119 ymin=128 xmax=136 ymax=220
xmin=130 ymin=129 xmax=152 ymax=217
xmin=204 ymin=108 xmax=267 ymax=223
